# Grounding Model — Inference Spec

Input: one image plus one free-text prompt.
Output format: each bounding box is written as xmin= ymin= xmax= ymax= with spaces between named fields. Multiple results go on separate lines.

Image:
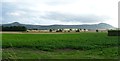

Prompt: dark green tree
xmin=49 ymin=29 xmax=52 ymax=32
xmin=70 ymin=29 xmax=72 ymax=31
xmin=2 ymin=26 xmax=27 ymax=31
xmin=84 ymin=29 xmax=86 ymax=32
xmin=76 ymin=29 xmax=80 ymax=32
xmin=96 ymin=29 xmax=99 ymax=32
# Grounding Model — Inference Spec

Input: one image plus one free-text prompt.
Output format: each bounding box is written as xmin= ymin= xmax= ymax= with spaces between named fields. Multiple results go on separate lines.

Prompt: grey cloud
xmin=2 ymin=2 xmax=111 ymax=24
xmin=40 ymin=12 xmax=110 ymax=23
xmin=45 ymin=0 xmax=78 ymax=5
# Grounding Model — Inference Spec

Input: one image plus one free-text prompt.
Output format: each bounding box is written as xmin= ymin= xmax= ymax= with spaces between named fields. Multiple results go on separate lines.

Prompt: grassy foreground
xmin=2 ymin=32 xmax=119 ymax=59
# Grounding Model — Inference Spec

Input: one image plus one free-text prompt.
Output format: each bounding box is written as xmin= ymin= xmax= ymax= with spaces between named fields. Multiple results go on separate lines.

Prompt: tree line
xmin=1 ymin=26 xmax=27 ymax=31
xmin=108 ymin=30 xmax=120 ymax=36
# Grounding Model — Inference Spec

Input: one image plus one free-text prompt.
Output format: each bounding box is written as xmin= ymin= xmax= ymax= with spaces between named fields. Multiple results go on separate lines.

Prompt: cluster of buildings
xmin=27 ymin=28 xmax=108 ymax=32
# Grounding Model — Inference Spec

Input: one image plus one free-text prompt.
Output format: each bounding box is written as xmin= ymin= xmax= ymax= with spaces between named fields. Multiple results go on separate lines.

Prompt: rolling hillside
xmin=2 ymin=22 xmax=115 ymax=30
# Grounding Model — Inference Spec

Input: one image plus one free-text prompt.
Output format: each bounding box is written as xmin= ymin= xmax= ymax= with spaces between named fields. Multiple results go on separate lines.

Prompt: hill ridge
xmin=2 ymin=22 xmax=115 ymax=30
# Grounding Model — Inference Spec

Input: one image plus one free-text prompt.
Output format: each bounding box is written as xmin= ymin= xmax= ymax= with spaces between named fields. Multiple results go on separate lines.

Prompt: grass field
xmin=2 ymin=32 xmax=119 ymax=59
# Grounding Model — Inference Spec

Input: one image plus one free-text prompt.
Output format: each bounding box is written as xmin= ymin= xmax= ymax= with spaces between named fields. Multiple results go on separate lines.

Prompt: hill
xmin=2 ymin=22 xmax=115 ymax=30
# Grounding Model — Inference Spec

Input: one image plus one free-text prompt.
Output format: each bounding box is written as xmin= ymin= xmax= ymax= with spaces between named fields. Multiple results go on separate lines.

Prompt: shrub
xmin=2 ymin=26 xmax=27 ymax=31
xmin=108 ymin=30 xmax=120 ymax=36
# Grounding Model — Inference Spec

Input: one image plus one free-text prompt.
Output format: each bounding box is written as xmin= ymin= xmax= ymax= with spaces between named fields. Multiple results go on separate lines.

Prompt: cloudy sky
xmin=1 ymin=0 xmax=119 ymax=27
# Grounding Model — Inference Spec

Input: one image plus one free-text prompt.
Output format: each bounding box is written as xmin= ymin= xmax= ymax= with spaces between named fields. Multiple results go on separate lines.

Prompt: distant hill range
xmin=1 ymin=22 xmax=115 ymax=30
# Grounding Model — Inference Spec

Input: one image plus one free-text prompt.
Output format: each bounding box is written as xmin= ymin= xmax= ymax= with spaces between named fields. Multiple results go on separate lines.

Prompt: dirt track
xmin=1 ymin=31 xmax=23 ymax=34
xmin=1 ymin=31 xmax=67 ymax=34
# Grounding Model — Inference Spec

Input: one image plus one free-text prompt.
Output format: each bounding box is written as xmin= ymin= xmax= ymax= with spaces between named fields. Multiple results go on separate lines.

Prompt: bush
xmin=96 ymin=29 xmax=99 ymax=32
xmin=76 ymin=29 xmax=80 ymax=32
xmin=108 ymin=30 xmax=120 ymax=36
xmin=2 ymin=26 xmax=27 ymax=31
xmin=56 ymin=29 xmax=63 ymax=32
xmin=49 ymin=29 xmax=52 ymax=32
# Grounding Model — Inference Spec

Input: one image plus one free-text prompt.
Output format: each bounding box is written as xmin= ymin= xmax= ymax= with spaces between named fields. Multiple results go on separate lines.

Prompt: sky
xmin=1 ymin=0 xmax=120 ymax=27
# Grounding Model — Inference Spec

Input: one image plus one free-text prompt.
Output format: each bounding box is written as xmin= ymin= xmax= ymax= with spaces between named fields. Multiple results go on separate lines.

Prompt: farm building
xmin=26 ymin=28 xmax=109 ymax=33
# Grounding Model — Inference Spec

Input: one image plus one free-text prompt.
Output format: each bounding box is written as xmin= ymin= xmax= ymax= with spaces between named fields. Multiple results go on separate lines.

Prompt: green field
xmin=2 ymin=32 xmax=119 ymax=59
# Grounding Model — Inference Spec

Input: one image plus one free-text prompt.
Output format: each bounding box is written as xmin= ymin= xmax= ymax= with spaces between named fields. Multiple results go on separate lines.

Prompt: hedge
xmin=108 ymin=30 xmax=120 ymax=36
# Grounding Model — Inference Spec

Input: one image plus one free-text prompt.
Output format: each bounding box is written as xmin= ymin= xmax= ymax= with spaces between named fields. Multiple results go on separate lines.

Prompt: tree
xmin=96 ymin=29 xmax=99 ymax=32
xmin=0 ymin=26 xmax=2 ymax=31
xmin=56 ymin=29 xmax=63 ymax=32
xmin=79 ymin=29 xmax=82 ymax=32
xmin=84 ymin=29 xmax=86 ymax=32
xmin=33 ymin=28 xmax=38 ymax=30
xmin=70 ymin=29 xmax=72 ymax=31
xmin=49 ymin=29 xmax=52 ymax=32
xmin=2 ymin=26 xmax=27 ymax=31
xmin=79 ymin=29 xmax=82 ymax=31
xmin=59 ymin=29 xmax=63 ymax=32
xmin=76 ymin=29 xmax=80 ymax=32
